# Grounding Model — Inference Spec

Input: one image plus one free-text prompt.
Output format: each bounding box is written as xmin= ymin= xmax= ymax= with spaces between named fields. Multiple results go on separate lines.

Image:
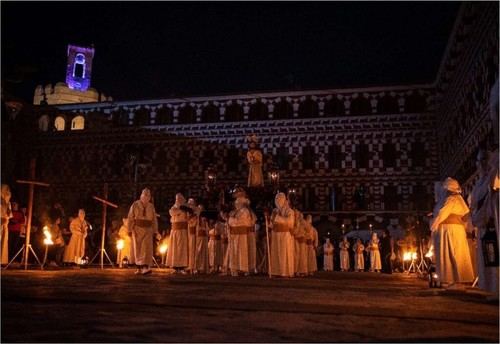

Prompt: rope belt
xmin=324 ymin=252 xmax=333 ymax=256
xmin=171 ymin=222 xmax=188 ymax=230
xmin=441 ymin=214 xmax=466 ymax=225
xmin=306 ymin=239 xmax=313 ymax=245
xmin=273 ymin=223 xmax=290 ymax=232
xmin=188 ymin=226 xmax=197 ymax=235
xmin=296 ymin=237 xmax=306 ymax=243
xmin=230 ymin=226 xmax=253 ymax=235
xmin=135 ymin=219 xmax=153 ymax=228
xmin=209 ymin=235 xmax=222 ymax=240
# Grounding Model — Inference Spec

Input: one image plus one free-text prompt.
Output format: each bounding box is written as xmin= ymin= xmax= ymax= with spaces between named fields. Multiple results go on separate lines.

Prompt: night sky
xmin=2 ymin=2 xmax=460 ymax=102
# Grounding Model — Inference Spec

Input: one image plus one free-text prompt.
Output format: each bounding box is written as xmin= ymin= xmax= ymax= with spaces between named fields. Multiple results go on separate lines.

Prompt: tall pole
xmin=264 ymin=213 xmax=272 ymax=278
xmin=100 ymin=183 xmax=108 ymax=270
xmin=23 ymin=159 xmax=36 ymax=270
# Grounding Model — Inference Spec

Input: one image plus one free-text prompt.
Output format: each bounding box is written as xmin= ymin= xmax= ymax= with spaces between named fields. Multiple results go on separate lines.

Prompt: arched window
xmin=73 ymin=53 xmax=86 ymax=78
xmin=376 ymin=95 xmax=399 ymax=114
xmin=38 ymin=115 xmax=50 ymax=132
xmin=350 ymin=96 xmax=371 ymax=115
xmin=298 ymin=97 xmax=319 ymax=118
xmin=405 ymin=93 xmax=427 ymax=113
xmin=178 ymin=105 xmax=195 ymax=124
xmin=201 ymin=103 xmax=219 ymax=123
xmin=71 ymin=115 xmax=85 ymax=130
xmin=134 ymin=107 xmax=150 ymax=126
xmin=54 ymin=116 xmax=65 ymax=131
xmin=156 ymin=107 xmax=173 ymax=125
xmin=248 ymin=101 xmax=268 ymax=121
xmin=273 ymin=99 xmax=293 ymax=119
xmin=324 ymin=97 xmax=345 ymax=117
xmin=225 ymin=103 xmax=244 ymax=122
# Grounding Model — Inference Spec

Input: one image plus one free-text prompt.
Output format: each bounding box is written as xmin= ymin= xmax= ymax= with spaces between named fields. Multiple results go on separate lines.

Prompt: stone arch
xmin=156 ymin=106 xmax=173 ymax=125
xmin=350 ymin=96 xmax=371 ymax=115
xmin=54 ymin=115 xmax=66 ymax=131
xmin=376 ymin=94 xmax=399 ymax=114
xmin=134 ymin=107 xmax=150 ymax=126
xmin=273 ymin=98 xmax=293 ymax=119
xmin=225 ymin=102 xmax=244 ymax=122
xmin=71 ymin=115 xmax=85 ymax=130
xmin=324 ymin=97 xmax=345 ymax=116
xmin=405 ymin=92 xmax=427 ymax=113
xmin=112 ymin=108 xmax=129 ymax=126
xmin=248 ymin=100 xmax=268 ymax=121
xmin=38 ymin=115 xmax=50 ymax=132
xmin=201 ymin=103 xmax=220 ymax=123
xmin=178 ymin=104 xmax=196 ymax=124
xmin=298 ymin=97 xmax=319 ymax=118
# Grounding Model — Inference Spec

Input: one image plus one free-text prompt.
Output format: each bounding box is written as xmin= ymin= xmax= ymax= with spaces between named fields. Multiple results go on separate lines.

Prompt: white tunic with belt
xmin=63 ymin=218 xmax=88 ymax=264
xmin=128 ymin=200 xmax=158 ymax=267
xmin=166 ymin=205 xmax=189 ymax=268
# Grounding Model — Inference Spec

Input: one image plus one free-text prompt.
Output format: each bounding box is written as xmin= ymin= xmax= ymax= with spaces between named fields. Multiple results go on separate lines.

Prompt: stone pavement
xmin=1 ymin=268 xmax=498 ymax=343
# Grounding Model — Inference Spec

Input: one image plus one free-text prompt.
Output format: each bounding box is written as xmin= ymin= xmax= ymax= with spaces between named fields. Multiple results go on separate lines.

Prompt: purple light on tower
xmin=66 ymin=44 xmax=95 ymax=91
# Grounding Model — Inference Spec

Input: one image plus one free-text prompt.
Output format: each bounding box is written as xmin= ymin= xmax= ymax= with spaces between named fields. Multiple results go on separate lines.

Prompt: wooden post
xmin=264 ymin=214 xmax=272 ymax=278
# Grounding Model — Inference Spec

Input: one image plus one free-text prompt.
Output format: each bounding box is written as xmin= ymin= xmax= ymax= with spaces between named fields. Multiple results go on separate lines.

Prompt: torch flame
xmin=116 ymin=239 xmax=124 ymax=250
xmin=43 ymin=226 xmax=53 ymax=245
xmin=425 ymin=245 xmax=434 ymax=258
xmin=403 ymin=252 xmax=411 ymax=261
xmin=159 ymin=243 xmax=168 ymax=254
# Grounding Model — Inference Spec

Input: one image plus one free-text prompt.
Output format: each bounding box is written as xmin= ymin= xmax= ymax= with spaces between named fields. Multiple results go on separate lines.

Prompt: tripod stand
xmin=4 ymin=243 xmax=43 ymax=269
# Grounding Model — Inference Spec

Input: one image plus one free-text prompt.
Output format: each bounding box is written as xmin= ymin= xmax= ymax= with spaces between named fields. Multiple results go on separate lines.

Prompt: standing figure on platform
xmin=323 ymin=238 xmax=334 ymax=271
xmin=63 ymin=209 xmax=88 ymax=265
xmin=354 ymin=238 xmax=365 ymax=272
xmin=270 ymin=193 xmax=295 ymax=277
xmin=194 ymin=214 xmax=209 ymax=274
xmin=1 ymin=184 xmax=13 ymax=265
xmin=128 ymin=188 xmax=160 ymax=275
xmin=116 ymin=217 xmax=135 ymax=265
xmin=368 ymin=232 xmax=382 ymax=272
xmin=304 ymin=214 xmax=318 ymax=276
xmin=293 ymin=210 xmax=308 ymax=276
xmin=339 ymin=236 xmax=350 ymax=271
xmin=227 ymin=196 xmax=254 ymax=276
xmin=166 ymin=193 xmax=189 ymax=273
xmin=187 ymin=198 xmax=200 ymax=274
xmin=431 ymin=178 xmax=474 ymax=288
xmin=208 ymin=218 xmax=223 ymax=273
xmin=246 ymin=134 xmax=264 ymax=188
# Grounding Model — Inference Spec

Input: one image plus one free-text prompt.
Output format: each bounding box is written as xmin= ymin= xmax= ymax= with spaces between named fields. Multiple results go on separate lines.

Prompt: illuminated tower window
xmin=66 ymin=44 xmax=94 ymax=91
xmin=73 ymin=54 xmax=86 ymax=78
xmin=54 ymin=116 xmax=65 ymax=131
xmin=71 ymin=115 xmax=85 ymax=130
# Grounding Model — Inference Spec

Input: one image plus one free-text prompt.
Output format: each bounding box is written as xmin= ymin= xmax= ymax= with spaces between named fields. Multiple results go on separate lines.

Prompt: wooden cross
xmin=90 ymin=183 xmax=118 ymax=269
xmin=15 ymin=158 xmax=49 ymax=270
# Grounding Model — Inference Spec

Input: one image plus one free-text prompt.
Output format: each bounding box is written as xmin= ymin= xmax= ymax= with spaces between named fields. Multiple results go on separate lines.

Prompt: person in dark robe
xmin=380 ymin=229 xmax=394 ymax=274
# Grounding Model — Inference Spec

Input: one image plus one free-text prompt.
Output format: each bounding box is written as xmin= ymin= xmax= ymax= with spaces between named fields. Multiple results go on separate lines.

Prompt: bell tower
xmin=65 ymin=44 xmax=95 ymax=91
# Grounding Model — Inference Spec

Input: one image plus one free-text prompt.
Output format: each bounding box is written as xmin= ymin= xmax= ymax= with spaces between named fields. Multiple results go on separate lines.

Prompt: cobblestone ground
xmin=1 ymin=268 xmax=498 ymax=343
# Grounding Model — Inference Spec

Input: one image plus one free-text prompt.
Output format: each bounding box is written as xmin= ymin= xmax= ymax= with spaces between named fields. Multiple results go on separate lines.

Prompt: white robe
xmin=195 ymin=221 xmax=209 ymax=272
xmin=323 ymin=243 xmax=334 ymax=271
xmin=63 ymin=218 xmax=88 ymax=264
xmin=166 ymin=205 xmax=189 ymax=268
xmin=368 ymin=239 xmax=382 ymax=271
xmin=188 ymin=213 xmax=199 ymax=271
xmin=307 ymin=226 xmax=318 ymax=273
xmin=354 ymin=243 xmax=365 ymax=271
xmin=270 ymin=208 xmax=295 ymax=277
xmin=431 ymin=194 xmax=474 ymax=284
xmin=208 ymin=223 xmax=223 ymax=269
xmin=228 ymin=206 xmax=254 ymax=273
xmin=248 ymin=227 xmax=257 ymax=272
xmin=116 ymin=224 xmax=134 ymax=264
xmin=1 ymin=199 xmax=12 ymax=264
xmin=340 ymin=242 xmax=350 ymax=271
xmin=293 ymin=211 xmax=308 ymax=275
xmin=128 ymin=200 xmax=158 ymax=267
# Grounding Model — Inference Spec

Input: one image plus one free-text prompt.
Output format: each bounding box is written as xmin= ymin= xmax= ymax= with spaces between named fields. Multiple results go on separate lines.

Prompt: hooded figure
xmin=63 ymin=209 xmax=88 ymax=264
xmin=354 ymin=238 xmax=365 ymax=272
xmin=339 ymin=236 xmax=350 ymax=272
xmin=227 ymin=196 xmax=254 ymax=276
xmin=323 ymin=238 xmax=334 ymax=271
xmin=166 ymin=193 xmax=189 ymax=271
xmin=187 ymin=198 xmax=201 ymax=273
xmin=194 ymin=214 xmax=209 ymax=273
xmin=128 ymin=188 xmax=159 ymax=275
xmin=304 ymin=215 xmax=318 ymax=275
xmin=1 ymin=184 xmax=12 ymax=264
xmin=368 ymin=232 xmax=382 ymax=272
xmin=293 ymin=210 xmax=308 ymax=276
xmin=431 ymin=178 xmax=474 ymax=287
xmin=270 ymin=193 xmax=295 ymax=277
xmin=208 ymin=217 xmax=224 ymax=273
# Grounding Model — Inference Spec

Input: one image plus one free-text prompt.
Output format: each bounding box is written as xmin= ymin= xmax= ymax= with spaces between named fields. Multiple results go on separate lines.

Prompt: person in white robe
xmin=469 ymin=149 xmax=498 ymax=294
xmin=128 ymin=188 xmax=160 ymax=275
xmin=244 ymin=198 xmax=258 ymax=274
xmin=166 ymin=193 xmax=189 ymax=272
xmin=368 ymin=232 xmax=382 ymax=272
xmin=323 ymin=238 xmax=334 ymax=271
xmin=1 ymin=184 xmax=12 ymax=265
xmin=187 ymin=198 xmax=200 ymax=274
xmin=194 ymin=215 xmax=209 ymax=273
xmin=304 ymin=215 xmax=318 ymax=275
xmin=270 ymin=193 xmax=295 ymax=277
xmin=339 ymin=236 xmax=350 ymax=271
xmin=227 ymin=197 xmax=254 ymax=276
xmin=293 ymin=210 xmax=308 ymax=276
xmin=116 ymin=217 xmax=134 ymax=265
xmin=431 ymin=178 xmax=474 ymax=288
xmin=354 ymin=238 xmax=365 ymax=272
xmin=208 ymin=219 xmax=223 ymax=273
xmin=63 ymin=209 xmax=88 ymax=264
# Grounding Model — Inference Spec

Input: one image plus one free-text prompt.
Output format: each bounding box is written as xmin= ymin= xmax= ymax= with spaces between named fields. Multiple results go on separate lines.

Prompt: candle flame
xmin=116 ymin=239 xmax=124 ymax=250
xmin=159 ymin=243 xmax=168 ymax=254
xmin=43 ymin=226 xmax=53 ymax=245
